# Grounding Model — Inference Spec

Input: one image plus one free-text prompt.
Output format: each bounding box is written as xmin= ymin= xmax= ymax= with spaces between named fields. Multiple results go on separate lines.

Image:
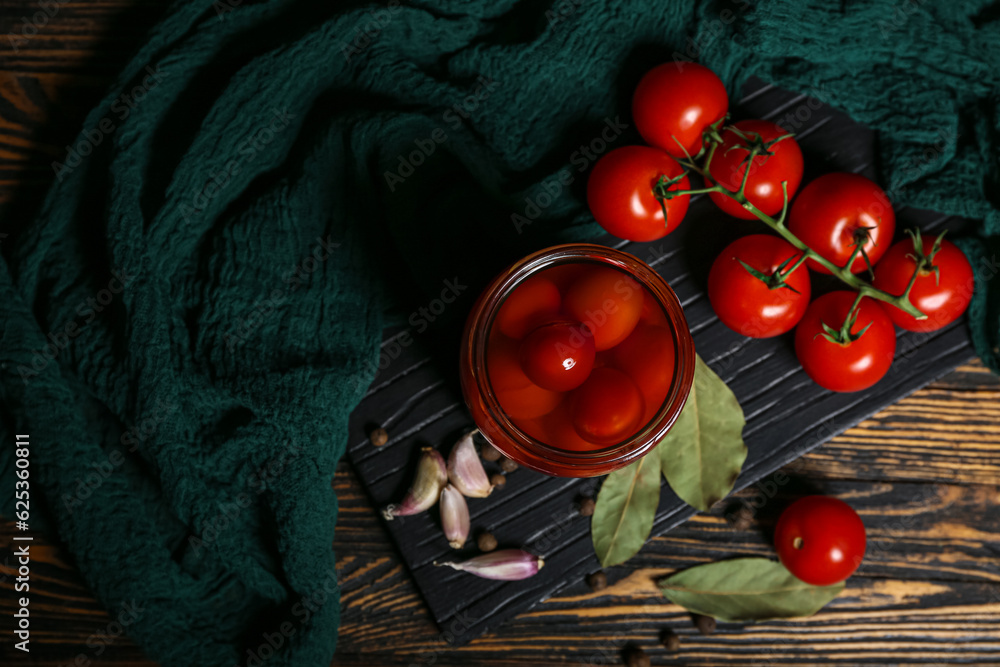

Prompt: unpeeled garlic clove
xmin=448 ymin=431 xmax=493 ymax=498
xmin=382 ymin=447 xmax=447 ymax=521
xmin=434 ymin=549 xmax=544 ymax=580
xmin=440 ymin=484 xmax=470 ymax=549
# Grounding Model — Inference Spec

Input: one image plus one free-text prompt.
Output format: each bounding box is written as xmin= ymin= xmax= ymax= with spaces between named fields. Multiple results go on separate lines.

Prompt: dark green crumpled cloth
xmin=1 ymin=0 xmax=997 ymax=665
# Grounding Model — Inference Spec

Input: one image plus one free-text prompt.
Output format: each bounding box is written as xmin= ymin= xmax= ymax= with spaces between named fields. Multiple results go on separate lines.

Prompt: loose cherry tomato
xmin=610 ymin=324 xmax=676 ymax=423
xmin=774 ymin=496 xmax=866 ymax=586
xmin=587 ymin=146 xmax=691 ymax=242
xmin=564 ymin=267 xmax=644 ymax=351
xmin=519 ymin=321 xmax=596 ymax=391
xmin=495 ymin=275 xmax=561 ymax=339
xmin=872 ymin=233 xmax=973 ymax=332
xmin=570 ymin=367 xmax=644 ymax=445
xmin=486 ymin=334 xmax=563 ymax=419
xmin=787 ymin=173 xmax=896 ymax=274
xmin=707 ymin=120 xmax=804 ymax=220
xmin=794 ymin=291 xmax=896 ymax=393
xmin=708 ymin=235 xmax=811 ymax=338
xmin=632 ymin=62 xmax=729 ymax=159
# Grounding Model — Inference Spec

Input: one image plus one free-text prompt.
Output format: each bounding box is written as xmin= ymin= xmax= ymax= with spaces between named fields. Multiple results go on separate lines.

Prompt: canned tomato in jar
xmin=459 ymin=244 xmax=695 ymax=477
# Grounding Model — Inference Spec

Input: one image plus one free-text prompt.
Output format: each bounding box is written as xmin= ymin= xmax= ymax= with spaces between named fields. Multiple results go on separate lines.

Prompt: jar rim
xmin=460 ymin=243 xmax=696 ymax=477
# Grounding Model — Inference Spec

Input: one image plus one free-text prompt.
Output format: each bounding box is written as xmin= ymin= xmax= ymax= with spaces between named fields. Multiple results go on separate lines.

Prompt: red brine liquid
xmin=486 ymin=262 xmax=676 ymax=452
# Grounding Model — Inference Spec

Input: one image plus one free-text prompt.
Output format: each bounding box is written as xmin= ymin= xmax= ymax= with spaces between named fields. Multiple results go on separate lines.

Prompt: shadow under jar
xmin=460 ymin=244 xmax=695 ymax=477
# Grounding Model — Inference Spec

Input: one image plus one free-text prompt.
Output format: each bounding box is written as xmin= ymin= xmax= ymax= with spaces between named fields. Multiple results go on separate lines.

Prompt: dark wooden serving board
xmin=344 ymin=77 xmax=975 ymax=645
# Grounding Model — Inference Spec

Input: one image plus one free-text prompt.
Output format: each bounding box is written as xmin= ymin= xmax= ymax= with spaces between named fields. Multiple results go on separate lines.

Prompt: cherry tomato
xmin=587 ymin=146 xmax=691 ymax=242
xmin=774 ymin=496 xmax=866 ymax=586
xmin=638 ymin=296 xmax=669 ymax=327
xmin=708 ymin=235 xmax=811 ymax=338
xmin=514 ymin=412 xmax=552 ymax=446
xmin=708 ymin=120 xmax=804 ymax=220
xmin=486 ymin=334 xmax=563 ymax=419
xmin=632 ymin=62 xmax=729 ymax=159
xmin=543 ymin=263 xmax=588 ymax=295
xmin=564 ymin=266 xmax=644 ymax=351
xmin=794 ymin=291 xmax=896 ymax=393
xmin=593 ymin=351 xmax=612 ymax=368
xmin=571 ymin=367 xmax=644 ymax=445
xmin=788 ymin=173 xmax=896 ymax=274
xmin=495 ymin=275 xmax=561 ymax=339
xmin=519 ymin=321 xmax=596 ymax=391
xmin=610 ymin=324 xmax=676 ymax=423
xmin=872 ymin=234 xmax=974 ymax=332
xmin=519 ymin=402 xmax=604 ymax=452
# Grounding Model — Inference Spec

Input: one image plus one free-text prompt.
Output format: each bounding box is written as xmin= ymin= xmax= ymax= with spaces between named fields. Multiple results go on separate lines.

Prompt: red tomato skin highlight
xmin=519 ymin=321 xmax=596 ymax=392
xmin=872 ymin=236 xmax=974 ymax=332
xmin=587 ymin=146 xmax=691 ymax=242
xmin=570 ymin=367 xmax=645 ymax=445
xmin=708 ymin=120 xmax=804 ymax=219
xmin=632 ymin=63 xmax=729 ymax=158
xmin=495 ymin=275 xmax=561 ymax=339
xmin=794 ymin=292 xmax=896 ymax=393
xmin=708 ymin=234 xmax=811 ymax=338
xmin=788 ymin=173 xmax=896 ymax=274
xmin=774 ymin=496 xmax=867 ymax=586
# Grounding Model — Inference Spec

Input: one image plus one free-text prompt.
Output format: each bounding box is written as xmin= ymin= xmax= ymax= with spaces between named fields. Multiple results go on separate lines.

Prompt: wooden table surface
xmin=2 ymin=2 xmax=999 ymax=665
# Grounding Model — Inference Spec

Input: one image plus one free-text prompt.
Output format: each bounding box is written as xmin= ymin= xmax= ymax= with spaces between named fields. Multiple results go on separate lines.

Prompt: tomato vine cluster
xmin=587 ymin=63 xmax=974 ymax=393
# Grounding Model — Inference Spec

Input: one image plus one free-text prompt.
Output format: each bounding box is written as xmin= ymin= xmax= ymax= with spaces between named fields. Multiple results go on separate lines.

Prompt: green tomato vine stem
xmin=660 ymin=128 xmax=927 ymax=321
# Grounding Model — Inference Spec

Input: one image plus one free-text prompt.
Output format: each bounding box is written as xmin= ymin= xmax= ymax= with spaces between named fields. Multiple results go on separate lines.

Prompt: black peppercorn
xmin=481 ymin=443 xmax=502 ymax=462
xmin=660 ymin=628 xmax=680 ymax=652
xmin=693 ymin=613 xmax=716 ymax=635
xmin=369 ymin=427 xmax=388 ymax=447
xmin=727 ymin=503 xmax=754 ymax=531
xmin=586 ymin=570 xmax=607 ymax=591
xmin=477 ymin=531 xmax=498 ymax=552
xmin=624 ymin=646 xmax=649 ymax=667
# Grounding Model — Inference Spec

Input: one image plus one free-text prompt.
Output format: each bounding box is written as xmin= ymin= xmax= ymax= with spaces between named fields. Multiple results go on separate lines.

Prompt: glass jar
xmin=459 ymin=243 xmax=695 ymax=477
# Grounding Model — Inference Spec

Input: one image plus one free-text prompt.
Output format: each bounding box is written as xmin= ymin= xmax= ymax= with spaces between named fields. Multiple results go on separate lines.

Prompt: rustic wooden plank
xmin=4 ymin=441 xmax=1000 ymax=665
xmin=0 ymin=0 xmax=171 ymax=209
xmin=2 ymin=0 xmax=999 ymax=663
xmin=930 ymin=362 xmax=1000 ymax=390
xmin=331 ymin=410 xmax=1000 ymax=663
xmin=340 ymin=69 xmax=985 ymax=642
xmin=789 ymin=388 xmax=1000 ymax=485
xmin=333 ymin=467 xmax=1000 ymax=664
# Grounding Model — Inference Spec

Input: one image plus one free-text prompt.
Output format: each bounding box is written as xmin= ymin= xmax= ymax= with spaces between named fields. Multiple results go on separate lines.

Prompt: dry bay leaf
xmin=659 ymin=557 xmax=845 ymax=621
xmin=659 ymin=354 xmax=747 ymax=511
xmin=591 ymin=454 xmax=661 ymax=567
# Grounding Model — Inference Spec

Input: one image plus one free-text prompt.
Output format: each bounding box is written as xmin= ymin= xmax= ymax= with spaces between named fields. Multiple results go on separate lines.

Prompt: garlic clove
xmin=440 ymin=484 xmax=470 ymax=549
xmin=434 ymin=549 xmax=544 ymax=580
xmin=382 ymin=447 xmax=447 ymax=521
xmin=448 ymin=431 xmax=493 ymax=498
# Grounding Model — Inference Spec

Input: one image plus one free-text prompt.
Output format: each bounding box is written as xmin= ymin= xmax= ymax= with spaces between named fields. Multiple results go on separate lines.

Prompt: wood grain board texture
xmin=1 ymin=1 xmax=999 ymax=665
xmin=345 ymin=79 xmax=979 ymax=645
